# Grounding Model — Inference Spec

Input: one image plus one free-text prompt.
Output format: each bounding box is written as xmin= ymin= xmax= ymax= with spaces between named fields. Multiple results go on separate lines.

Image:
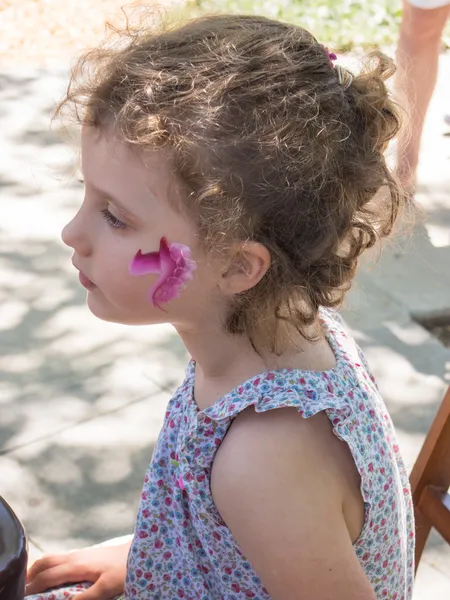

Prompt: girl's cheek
xmin=128 ymin=238 xmax=197 ymax=308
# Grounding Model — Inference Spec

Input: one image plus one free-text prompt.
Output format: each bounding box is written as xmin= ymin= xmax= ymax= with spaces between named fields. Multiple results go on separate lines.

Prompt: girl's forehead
xmin=81 ymin=127 xmax=174 ymax=205
xmin=80 ymin=126 xmax=198 ymax=244
xmin=81 ymin=127 xmax=152 ymax=177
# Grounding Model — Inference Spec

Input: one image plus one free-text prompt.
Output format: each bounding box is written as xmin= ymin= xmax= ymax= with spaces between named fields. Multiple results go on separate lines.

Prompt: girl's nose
xmin=61 ymin=208 xmax=91 ymax=257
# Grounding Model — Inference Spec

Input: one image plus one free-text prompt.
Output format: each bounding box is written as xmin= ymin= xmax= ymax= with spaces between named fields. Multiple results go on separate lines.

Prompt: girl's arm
xmin=211 ymin=407 xmax=377 ymax=600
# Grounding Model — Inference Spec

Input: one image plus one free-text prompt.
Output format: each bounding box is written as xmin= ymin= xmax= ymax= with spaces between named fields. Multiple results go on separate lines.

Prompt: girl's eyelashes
xmin=101 ymin=208 xmax=127 ymax=230
xmin=78 ymin=176 xmax=129 ymax=230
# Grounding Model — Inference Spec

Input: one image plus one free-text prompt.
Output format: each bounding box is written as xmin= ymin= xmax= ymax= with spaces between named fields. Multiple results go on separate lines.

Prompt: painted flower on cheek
xmin=129 ymin=237 xmax=197 ymax=307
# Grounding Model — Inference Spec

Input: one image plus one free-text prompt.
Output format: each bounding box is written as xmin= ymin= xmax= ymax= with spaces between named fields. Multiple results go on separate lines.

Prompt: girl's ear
xmin=218 ymin=242 xmax=271 ymax=296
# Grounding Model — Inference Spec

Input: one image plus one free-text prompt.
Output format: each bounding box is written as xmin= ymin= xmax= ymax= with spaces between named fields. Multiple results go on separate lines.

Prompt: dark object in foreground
xmin=0 ymin=495 xmax=28 ymax=600
xmin=410 ymin=386 xmax=450 ymax=571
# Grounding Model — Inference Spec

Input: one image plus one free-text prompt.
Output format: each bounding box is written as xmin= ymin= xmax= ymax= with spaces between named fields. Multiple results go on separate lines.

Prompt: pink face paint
xmin=129 ymin=237 xmax=197 ymax=307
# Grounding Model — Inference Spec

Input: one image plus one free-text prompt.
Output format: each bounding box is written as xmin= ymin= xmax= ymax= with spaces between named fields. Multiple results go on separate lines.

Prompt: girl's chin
xmin=86 ymin=293 xmax=171 ymax=326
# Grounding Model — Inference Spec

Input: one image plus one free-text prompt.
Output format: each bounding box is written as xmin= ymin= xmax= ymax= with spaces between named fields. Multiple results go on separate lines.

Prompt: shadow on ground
xmin=4 ymin=439 xmax=157 ymax=547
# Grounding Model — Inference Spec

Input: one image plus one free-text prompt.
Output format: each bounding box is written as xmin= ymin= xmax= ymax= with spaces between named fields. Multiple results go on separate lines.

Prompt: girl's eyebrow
xmin=79 ymin=177 xmax=141 ymax=223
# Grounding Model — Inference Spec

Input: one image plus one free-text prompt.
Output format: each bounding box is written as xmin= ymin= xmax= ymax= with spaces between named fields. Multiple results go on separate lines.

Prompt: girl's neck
xmin=176 ymin=321 xmax=337 ymax=411
xmin=177 ymin=323 xmax=265 ymax=379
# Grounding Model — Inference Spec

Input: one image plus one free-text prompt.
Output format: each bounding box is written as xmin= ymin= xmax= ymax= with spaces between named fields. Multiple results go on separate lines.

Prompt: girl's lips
xmin=78 ymin=270 xmax=96 ymax=290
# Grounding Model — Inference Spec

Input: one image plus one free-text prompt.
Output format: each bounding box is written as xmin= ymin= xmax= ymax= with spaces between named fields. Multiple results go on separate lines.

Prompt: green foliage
xmin=185 ymin=0 xmax=450 ymax=51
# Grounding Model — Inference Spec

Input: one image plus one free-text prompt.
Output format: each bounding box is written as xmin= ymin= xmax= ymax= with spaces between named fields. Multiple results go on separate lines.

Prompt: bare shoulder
xmin=212 ymin=406 xmax=350 ymax=498
xmin=211 ymin=407 xmax=373 ymax=600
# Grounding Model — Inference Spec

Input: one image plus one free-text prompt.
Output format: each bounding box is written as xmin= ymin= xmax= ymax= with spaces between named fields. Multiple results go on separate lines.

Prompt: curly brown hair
xmin=57 ymin=12 xmax=406 ymax=353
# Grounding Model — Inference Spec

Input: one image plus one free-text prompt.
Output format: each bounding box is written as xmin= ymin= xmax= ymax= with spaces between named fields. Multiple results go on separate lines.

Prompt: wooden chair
xmin=410 ymin=386 xmax=450 ymax=572
xmin=0 ymin=495 xmax=28 ymax=600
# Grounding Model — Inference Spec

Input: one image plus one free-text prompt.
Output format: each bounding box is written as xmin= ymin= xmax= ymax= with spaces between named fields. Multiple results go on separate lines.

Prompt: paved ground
xmin=1 ymin=50 xmax=450 ymax=597
xmin=0 ymin=0 xmax=179 ymax=67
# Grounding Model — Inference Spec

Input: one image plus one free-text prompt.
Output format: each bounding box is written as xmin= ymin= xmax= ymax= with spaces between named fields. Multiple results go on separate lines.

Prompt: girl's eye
xmin=101 ymin=208 xmax=127 ymax=230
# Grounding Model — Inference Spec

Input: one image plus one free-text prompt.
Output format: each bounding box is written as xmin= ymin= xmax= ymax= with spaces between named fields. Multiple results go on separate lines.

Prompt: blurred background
xmin=1 ymin=1 xmax=449 ymax=598
xmin=0 ymin=0 xmax=449 ymax=64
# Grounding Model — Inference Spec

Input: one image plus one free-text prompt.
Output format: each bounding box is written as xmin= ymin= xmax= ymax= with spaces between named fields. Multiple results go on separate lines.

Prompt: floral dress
xmin=26 ymin=309 xmax=415 ymax=600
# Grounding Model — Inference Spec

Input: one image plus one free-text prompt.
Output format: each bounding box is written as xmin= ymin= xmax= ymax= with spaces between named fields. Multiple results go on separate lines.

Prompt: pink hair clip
xmin=321 ymin=45 xmax=353 ymax=90
xmin=322 ymin=45 xmax=337 ymax=65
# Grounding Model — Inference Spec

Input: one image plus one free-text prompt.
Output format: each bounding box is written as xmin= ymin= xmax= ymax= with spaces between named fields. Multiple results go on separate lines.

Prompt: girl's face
xmin=62 ymin=127 xmax=223 ymax=328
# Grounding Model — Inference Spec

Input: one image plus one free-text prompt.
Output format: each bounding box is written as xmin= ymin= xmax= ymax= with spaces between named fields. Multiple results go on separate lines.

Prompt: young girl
xmin=25 ymin=13 xmax=415 ymax=600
